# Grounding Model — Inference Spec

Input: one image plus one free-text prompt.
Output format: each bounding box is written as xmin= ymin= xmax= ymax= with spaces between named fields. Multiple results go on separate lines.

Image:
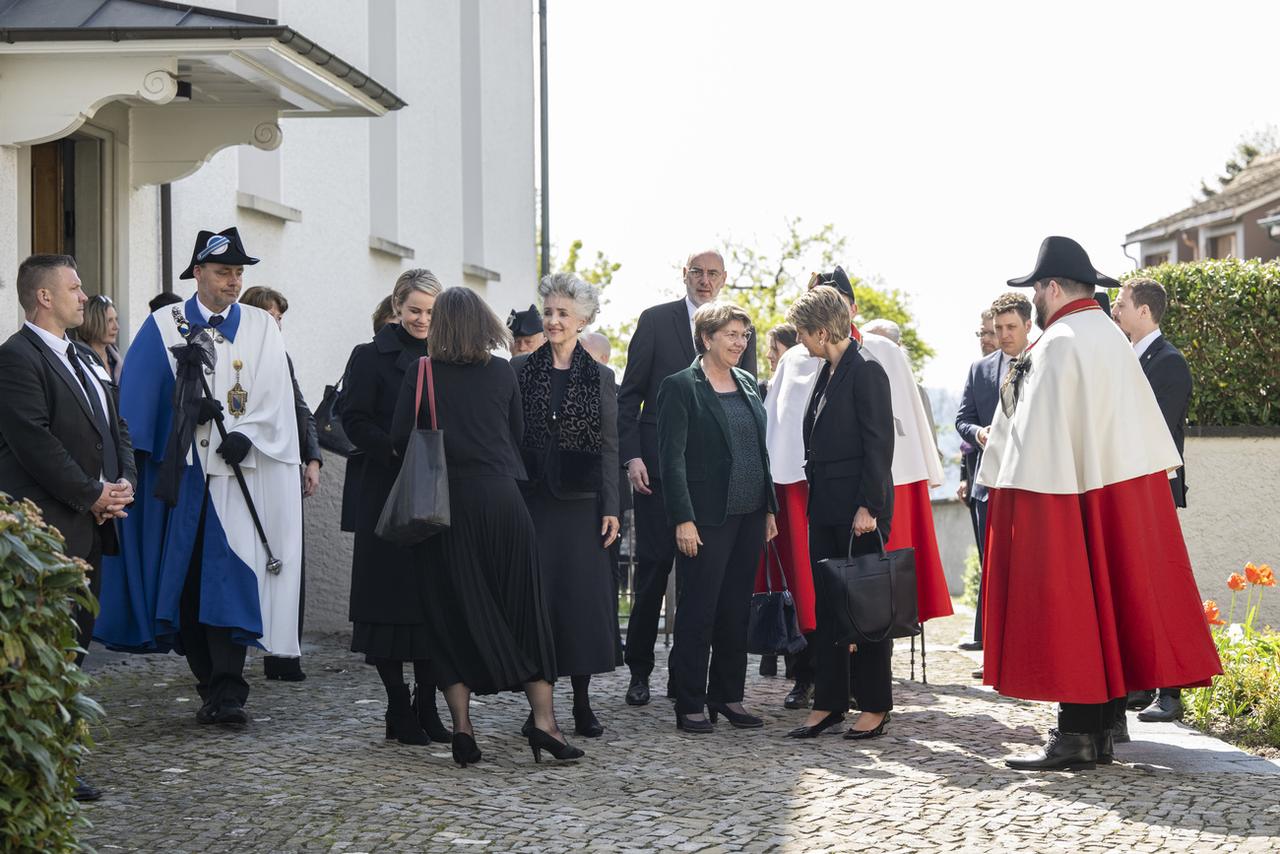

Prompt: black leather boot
xmin=784 ymin=681 xmax=814 ymax=710
xmin=1109 ymin=709 xmax=1130 ymax=744
xmin=759 ymin=654 xmax=778 ymax=677
xmin=1126 ymin=689 xmax=1157 ymax=711
xmin=1005 ymin=730 xmax=1098 ymax=771
xmin=385 ymin=684 xmax=429 ymax=745
xmin=1093 ymin=730 xmax=1115 ymax=765
xmin=411 ymin=684 xmax=452 ymax=743
xmin=1138 ymin=692 xmax=1183 ymax=722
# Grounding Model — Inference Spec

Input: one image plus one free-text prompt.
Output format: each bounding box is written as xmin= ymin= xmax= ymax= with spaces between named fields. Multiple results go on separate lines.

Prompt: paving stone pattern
xmin=81 ymin=610 xmax=1280 ymax=853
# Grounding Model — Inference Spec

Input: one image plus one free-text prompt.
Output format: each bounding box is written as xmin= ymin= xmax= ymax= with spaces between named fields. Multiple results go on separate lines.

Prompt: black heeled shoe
xmin=527 ymin=727 xmax=584 ymax=763
xmin=411 ymin=684 xmax=453 ymax=744
xmin=520 ymin=712 xmax=534 ymax=738
xmin=843 ymin=711 xmax=890 ymax=740
xmin=573 ymin=705 xmax=604 ymax=738
xmin=675 ymin=713 xmax=714 ymax=734
xmin=785 ymin=711 xmax=845 ymax=739
xmin=451 ymin=732 xmax=482 ymax=767
xmin=384 ymin=685 xmax=430 ymax=745
xmin=707 ymin=702 xmax=763 ymax=729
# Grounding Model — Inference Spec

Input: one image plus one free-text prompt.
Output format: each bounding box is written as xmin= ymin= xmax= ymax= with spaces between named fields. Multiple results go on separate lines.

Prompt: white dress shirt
xmin=194 ymin=298 xmax=227 ymax=325
xmin=685 ymin=295 xmax=699 ymax=342
xmin=1132 ymin=328 xmax=1162 ymax=359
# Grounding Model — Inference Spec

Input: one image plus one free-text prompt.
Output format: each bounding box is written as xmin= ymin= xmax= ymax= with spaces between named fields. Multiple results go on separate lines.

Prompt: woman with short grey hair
xmin=512 ymin=272 xmax=620 ymax=737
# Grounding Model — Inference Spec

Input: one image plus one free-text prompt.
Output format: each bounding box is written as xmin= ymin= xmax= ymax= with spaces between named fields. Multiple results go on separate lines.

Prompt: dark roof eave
xmin=0 ymin=25 xmax=407 ymax=111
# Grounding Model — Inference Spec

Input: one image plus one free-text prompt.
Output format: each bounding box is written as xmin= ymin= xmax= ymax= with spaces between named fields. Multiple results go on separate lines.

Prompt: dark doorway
xmin=30 ymin=136 xmax=105 ymax=295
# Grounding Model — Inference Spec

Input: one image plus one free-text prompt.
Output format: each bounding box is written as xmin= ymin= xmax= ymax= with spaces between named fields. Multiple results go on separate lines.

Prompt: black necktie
xmin=67 ymin=344 xmax=120 ymax=482
xmin=208 ymin=314 xmax=224 ymax=327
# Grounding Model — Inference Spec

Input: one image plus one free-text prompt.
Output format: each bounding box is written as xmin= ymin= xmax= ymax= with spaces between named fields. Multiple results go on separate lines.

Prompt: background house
xmin=1124 ymin=152 xmax=1280 ymax=266
xmin=1 ymin=0 xmax=536 ymax=633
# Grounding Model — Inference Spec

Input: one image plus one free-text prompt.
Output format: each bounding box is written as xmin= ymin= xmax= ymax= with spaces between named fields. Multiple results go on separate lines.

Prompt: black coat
xmin=802 ymin=344 xmax=895 ymax=531
xmin=340 ymin=323 xmax=429 ymax=624
xmin=655 ymin=359 xmax=777 ymax=527
xmin=1140 ymin=334 xmax=1192 ymax=507
xmin=287 ymin=354 xmax=322 ymax=466
xmin=618 ymin=297 xmax=758 ymax=476
xmin=0 ymin=325 xmax=136 ymax=559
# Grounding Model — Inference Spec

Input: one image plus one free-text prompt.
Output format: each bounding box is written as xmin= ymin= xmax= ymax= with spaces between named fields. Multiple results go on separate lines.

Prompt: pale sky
xmin=542 ymin=0 xmax=1280 ymax=389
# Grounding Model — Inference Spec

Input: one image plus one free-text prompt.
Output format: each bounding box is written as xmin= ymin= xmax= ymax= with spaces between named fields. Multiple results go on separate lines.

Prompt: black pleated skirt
xmin=424 ymin=476 xmax=557 ymax=694
xmin=525 ymin=488 xmax=617 ymax=677
xmin=350 ymin=621 xmax=432 ymax=663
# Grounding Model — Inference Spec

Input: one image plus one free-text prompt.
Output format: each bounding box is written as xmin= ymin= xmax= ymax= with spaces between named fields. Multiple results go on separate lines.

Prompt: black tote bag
xmin=375 ymin=357 xmax=450 ymax=544
xmin=814 ymin=531 xmax=920 ymax=646
xmin=748 ymin=542 xmax=808 ymax=655
xmin=313 ymin=373 xmax=358 ymax=457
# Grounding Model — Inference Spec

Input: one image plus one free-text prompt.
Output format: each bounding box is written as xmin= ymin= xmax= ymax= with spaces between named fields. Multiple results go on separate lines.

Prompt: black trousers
xmin=809 ymin=524 xmax=894 ymax=715
xmin=179 ymin=492 xmax=249 ymax=708
xmin=970 ymin=497 xmax=988 ymax=644
xmin=624 ymin=482 xmax=677 ymax=679
xmin=670 ymin=510 xmax=766 ymax=715
xmin=1058 ymin=698 xmax=1126 ymax=735
xmin=74 ymin=530 xmax=104 ymax=668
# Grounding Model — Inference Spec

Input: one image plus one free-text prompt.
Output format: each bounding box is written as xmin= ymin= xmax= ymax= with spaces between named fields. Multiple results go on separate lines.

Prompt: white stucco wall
xmin=0 ymin=146 xmax=18 ymax=334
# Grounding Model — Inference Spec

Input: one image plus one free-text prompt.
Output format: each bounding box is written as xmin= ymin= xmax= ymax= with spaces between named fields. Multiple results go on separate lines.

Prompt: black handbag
xmin=814 ymin=531 xmax=920 ymax=646
xmin=313 ymin=373 xmax=358 ymax=457
xmin=375 ymin=357 xmax=450 ymax=544
xmin=747 ymin=542 xmax=808 ymax=656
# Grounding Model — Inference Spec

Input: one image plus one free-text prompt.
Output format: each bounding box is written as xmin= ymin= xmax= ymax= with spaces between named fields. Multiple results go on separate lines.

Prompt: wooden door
xmin=31 ymin=141 xmax=64 ymax=254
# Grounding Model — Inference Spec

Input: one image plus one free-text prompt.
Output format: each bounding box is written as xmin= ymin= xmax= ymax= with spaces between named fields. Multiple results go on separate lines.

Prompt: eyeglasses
xmin=716 ymin=330 xmax=753 ymax=344
xmin=687 ymin=267 xmax=725 ymax=282
xmin=975 ymin=329 xmax=995 ymax=339
xmin=90 ymin=294 xmax=113 ymax=305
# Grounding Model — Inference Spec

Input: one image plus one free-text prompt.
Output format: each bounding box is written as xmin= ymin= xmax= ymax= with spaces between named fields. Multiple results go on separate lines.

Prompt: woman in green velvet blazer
xmin=656 ymin=302 xmax=777 ymax=734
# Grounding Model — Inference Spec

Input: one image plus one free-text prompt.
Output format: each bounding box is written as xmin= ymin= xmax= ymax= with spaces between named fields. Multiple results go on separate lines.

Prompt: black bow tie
xmin=208 ymin=315 xmax=224 ymax=327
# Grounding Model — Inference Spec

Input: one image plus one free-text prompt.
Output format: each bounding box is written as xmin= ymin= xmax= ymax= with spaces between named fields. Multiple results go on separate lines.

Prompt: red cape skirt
xmin=887 ymin=479 xmax=954 ymax=622
xmin=753 ymin=481 xmax=816 ymax=633
xmin=981 ymin=471 xmax=1222 ymax=704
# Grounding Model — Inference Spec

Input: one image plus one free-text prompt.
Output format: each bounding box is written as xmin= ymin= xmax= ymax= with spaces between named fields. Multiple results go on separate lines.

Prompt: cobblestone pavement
xmin=80 ymin=608 xmax=1280 ymax=853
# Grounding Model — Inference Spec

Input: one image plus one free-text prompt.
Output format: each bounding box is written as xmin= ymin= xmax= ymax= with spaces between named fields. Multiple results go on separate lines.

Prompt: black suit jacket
xmin=656 ymin=360 xmax=777 ymax=527
xmin=0 ymin=325 xmax=136 ymax=558
xmin=618 ymin=297 xmax=758 ymax=475
xmin=1139 ymin=334 xmax=1192 ymax=507
xmin=803 ymin=345 xmax=895 ymax=531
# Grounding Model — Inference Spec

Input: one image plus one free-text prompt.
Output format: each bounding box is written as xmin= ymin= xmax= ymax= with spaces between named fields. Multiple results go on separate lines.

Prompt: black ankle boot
xmin=385 ymin=685 xmax=430 ymax=745
xmin=759 ymin=655 xmax=778 ymax=677
xmin=784 ymin=681 xmax=814 ymax=710
xmin=411 ymin=684 xmax=452 ymax=743
xmin=1005 ymin=729 xmax=1098 ymax=771
xmin=573 ymin=704 xmax=604 ymax=738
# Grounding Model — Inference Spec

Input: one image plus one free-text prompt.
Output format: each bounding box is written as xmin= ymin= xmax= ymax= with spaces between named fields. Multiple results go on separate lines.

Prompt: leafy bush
xmin=0 ymin=493 xmax=101 ymax=852
xmin=960 ymin=546 xmax=981 ymax=609
xmin=1186 ymin=563 xmax=1280 ymax=748
xmin=1121 ymin=258 xmax=1280 ymax=427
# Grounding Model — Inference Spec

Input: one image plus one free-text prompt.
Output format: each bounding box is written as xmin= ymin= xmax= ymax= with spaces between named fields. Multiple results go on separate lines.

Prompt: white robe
xmin=859 ymin=333 xmax=944 ymax=488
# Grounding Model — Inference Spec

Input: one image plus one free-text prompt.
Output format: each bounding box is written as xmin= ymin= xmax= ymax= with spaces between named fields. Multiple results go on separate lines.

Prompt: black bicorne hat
xmin=179 ymin=227 xmax=260 ymax=279
xmin=811 ymin=266 xmax=857 ymax=303
xmin=1008 ymin=236 xmax=1118 ymax=289
xmin=507 ymin=304 xmax=543 ymax=337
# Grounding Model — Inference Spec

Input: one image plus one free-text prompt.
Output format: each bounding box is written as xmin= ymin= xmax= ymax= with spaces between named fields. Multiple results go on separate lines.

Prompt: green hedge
xmin=1122 ymin=258 xmax=1280 ymax=427
xmin=1 ymin=493 xmax=101 ymax=852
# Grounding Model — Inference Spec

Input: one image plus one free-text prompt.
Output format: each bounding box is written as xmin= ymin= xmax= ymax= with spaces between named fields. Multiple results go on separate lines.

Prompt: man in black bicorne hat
xmin=508 ymin=304 xmax=546 ymax=355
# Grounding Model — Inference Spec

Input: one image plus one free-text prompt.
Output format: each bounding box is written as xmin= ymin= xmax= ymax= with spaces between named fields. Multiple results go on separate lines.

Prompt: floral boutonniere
xmin=1000 ymin=355 xmax=1032 ymax=417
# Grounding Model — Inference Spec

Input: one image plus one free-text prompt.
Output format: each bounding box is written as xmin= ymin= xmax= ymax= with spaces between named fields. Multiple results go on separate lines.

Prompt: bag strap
xmin=763 ymin=541 xmax=790 ymax=593
xmin=414 ymin=357 xmax=439 ymax=430
xmin=843 ymin=528 xmax=896 ymax=644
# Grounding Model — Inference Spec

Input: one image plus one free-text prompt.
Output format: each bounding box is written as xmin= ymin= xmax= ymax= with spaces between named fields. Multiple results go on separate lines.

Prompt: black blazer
xmin=1140 ymin=334 xmax=1192 ymax=507
xmin=803 ymin=344 xmax=894 ymax=531
xmin=0 ymin=325 xmax=136 ymax=558
xmin=618 ymin=297 xmax=758 ymax=475
xmin=656 ymin=359 xmax=777 ymax=527
xmin=510 ymin=350 xmax=621 ymax=516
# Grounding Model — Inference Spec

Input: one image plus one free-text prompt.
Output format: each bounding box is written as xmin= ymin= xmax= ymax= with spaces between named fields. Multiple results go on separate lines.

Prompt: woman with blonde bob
xmin=76 ymin=294 xmax=122 ymax=383
xmin=657 ymin=301 xmax=778 ymax=734
xmin=784 ymin=285 xmax=896 ymax=741
xmin=391 ymin=286 xmax=583 ymax=767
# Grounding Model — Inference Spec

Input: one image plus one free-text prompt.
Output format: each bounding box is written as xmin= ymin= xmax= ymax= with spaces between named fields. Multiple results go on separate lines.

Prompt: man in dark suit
xmin=0 ymin=254 xmax=137 ymax=802
xmin=954 ymin=293 xmax=1031 ymax=658
xmin=618 ymin=249 xmax=757 ymax=705
xmin=1112 ymin=277 xmax=1194 ymax=723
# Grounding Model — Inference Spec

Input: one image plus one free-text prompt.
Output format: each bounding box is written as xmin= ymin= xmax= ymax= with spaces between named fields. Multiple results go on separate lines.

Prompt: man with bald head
xmin=618 ymin=249 xmax=758 ymax=705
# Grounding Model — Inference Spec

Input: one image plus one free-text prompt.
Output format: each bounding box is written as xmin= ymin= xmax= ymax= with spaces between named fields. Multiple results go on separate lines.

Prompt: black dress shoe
xmin=1005 ymin=729 xmax=1097 ymax=771
xmin=411 ymin=684 xmax=453 ymax=743
xmin=1137 ymin=692 xmax=1183 ymax=723
xmin=785 ymin=712 xmax=845 ymax=738
xmin=73 ymin=776 xmax=102 ymax=802
xmin=452 ymin=732 xmax=482 ymax=767
xmin=759 ymin=654 xmax=778 ymax=677
xmin=971 ymin=666 xmax=984 ymax=680
xmin=196 ymin=702 xmax=218 ymax=724
xmin=958 ymin=640 xmax=983 ymax=651
xmin=625 ymin=676 xmax=650 ymax=706
xmin=573 ymin=705 xmax=604 ymax=738
xmin=214 ymin=701 xmax=249 ymax=727
xmin=263 ymin=657 xmax=306 ymax=681
xmin=843 ymin=711 xmax=890 ymax=741
xmin=676 ymin=713 xmax=714 ymax=734
xmin=1093 ymin=730 xmax=1114 ymax=765
xmin=1126 ymin=689 xmax=1157 ymax=711
xmin=783 ymin=682 xmax=814 ymax=710
xmin=707 ymin=702 xmax=763 ymax=729
xmin=1109 ymin=709 xmax=1130 ymax=744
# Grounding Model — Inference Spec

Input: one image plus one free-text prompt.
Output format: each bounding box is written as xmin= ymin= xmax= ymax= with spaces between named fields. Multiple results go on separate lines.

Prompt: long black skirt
xmin=424 ymin=476 xmax=557 ymax=694
xmin=525 ymin=488 xmax=617 ymax=677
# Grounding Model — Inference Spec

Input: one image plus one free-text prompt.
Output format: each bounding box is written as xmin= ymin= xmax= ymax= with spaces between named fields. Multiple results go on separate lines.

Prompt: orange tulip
xmin=1203 ymin=600 xmax=1225 ymax=626
xmin=1227 ymin=573 xmax=1248 ymax=592
xmin=1258 ymin=565 xmax=1276 ymax=588
xmin=1244 ymin=562 xmax=1262 ymax=585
